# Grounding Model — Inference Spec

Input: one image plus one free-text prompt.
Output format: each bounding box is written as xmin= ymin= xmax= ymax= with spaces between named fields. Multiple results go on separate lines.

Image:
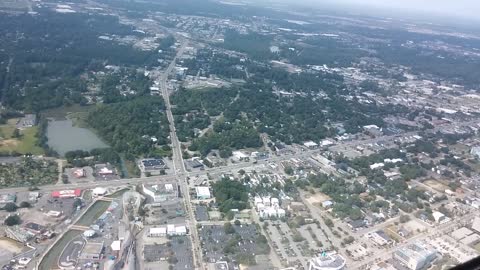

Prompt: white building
xmin=308 ymin=252 xmax=346 ymax=270
xmin=393 ymin=242 xmax=437 ymax=270
xmin=304 ymin=141 xmax=319 ymax=149
xmin=149 ymin=225 xmax=187 ymax=237
xmin=142 ymin=183 xmax=178 ymax=203
xmin=195 ymin=187 xmax=211 ymax=200
xmin=432 ymin=211 xmax=446 ymax=223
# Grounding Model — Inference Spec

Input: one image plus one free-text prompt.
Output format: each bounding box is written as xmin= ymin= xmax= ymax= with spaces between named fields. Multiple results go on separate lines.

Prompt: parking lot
xmin=195 ymin=205 xmax=208 ymax=221
xmin=199 ymin=224 xmax=258 ymax=263
xmin=144 ymin=236 xmax=193 ymax=269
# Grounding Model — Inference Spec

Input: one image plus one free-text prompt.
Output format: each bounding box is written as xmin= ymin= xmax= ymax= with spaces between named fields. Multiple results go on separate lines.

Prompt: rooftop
xmin=309 ymin=252 xmax=346 ymax=270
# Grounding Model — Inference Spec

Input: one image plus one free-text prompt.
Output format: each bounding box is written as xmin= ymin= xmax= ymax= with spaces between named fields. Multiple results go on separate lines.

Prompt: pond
xmin=46 ymin=119 xmax=108 ymax=156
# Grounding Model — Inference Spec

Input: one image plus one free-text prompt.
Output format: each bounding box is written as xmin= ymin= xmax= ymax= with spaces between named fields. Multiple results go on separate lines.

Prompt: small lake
xmin=47 ymin=119 xmax=108 ymax=156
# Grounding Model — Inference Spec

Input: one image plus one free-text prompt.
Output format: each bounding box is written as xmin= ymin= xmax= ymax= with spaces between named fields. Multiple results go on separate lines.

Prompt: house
xmin=322 ymin=200 xmax=334 ymax=209
xmin=304 ymin=141 xmax=319 ymax=149
xmin=347 ymin=219 xmax=366 ymax=230
xmin=369 ymin=230 xmax=392 ymax=246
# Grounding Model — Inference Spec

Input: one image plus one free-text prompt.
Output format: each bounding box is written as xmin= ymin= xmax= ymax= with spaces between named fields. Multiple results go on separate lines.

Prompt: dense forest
xmin=87 ymin=97 xmax=170 ymax=157
xmin=0 ymin=11 xmax=161 ymax=112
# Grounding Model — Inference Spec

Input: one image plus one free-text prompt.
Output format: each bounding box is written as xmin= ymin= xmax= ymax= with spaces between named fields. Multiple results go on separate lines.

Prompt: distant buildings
xmin=393 ymin=242 xmax=436 ymax=270
xmin=142 ymin=183 xmax=178 ymax=203
xmin=308 ymin=252 xmax=346 ymax=270
xmin=363 ymin=125 xmax=382 ymax=137
xmin=16 ymin=114 xmax=37 ymax=129
xmin=5 ymin=226 xmax=34 ymax=243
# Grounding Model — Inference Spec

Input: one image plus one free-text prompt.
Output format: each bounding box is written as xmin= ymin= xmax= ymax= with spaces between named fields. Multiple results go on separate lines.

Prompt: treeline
xmin=87 ymin=97 xmax=170 ymax=157
xmin=64 ymin=148 xmax=120 ymax=167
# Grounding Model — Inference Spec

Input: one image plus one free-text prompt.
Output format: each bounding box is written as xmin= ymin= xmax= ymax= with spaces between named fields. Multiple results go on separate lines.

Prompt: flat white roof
xmin=111 ymin=240 xmax=121 ymax=251
xmin=149 ymin=227 xmax=166 ymax=235
xmin=195 ymin=187 xmax=211 ymax=197
xmin=175 ymin=226 xmax=187 ymax=234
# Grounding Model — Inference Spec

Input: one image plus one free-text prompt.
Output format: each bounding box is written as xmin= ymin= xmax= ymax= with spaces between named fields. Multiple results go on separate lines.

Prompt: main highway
xmin=158 ymin=39 xmax=206 ymax=270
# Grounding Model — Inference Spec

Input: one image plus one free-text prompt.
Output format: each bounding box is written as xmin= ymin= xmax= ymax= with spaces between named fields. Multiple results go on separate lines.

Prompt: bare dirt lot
xmin=0 ymin=237 xmax=23 ymax=264
xmin=305 ymin=192 xmax=331 ymax=206
xmin=424 ymin=179 xmax=449 ymax=192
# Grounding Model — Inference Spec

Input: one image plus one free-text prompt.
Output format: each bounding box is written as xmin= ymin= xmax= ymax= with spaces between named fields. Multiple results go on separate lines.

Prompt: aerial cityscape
xmin=0 ymin=0 xmax=479 ymax=269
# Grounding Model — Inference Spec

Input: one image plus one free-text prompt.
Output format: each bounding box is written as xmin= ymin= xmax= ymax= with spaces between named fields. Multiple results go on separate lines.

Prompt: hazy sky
xmin=268 ymin=0 xmax=480 ymax=22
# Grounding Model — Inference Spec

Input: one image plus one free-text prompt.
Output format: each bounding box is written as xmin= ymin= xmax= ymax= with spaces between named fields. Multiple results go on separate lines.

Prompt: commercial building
xmin=148 ymin=224 xmax=187 ymax=237
xmin=81 ymin=241 xmax=104 ymax=260
xmin=51 ymin=189 xmax=82 ymax=198
xmin=5 ymin=226 xmax=34 ymax=243
xmin=393 ymin=242 xmax=437 ymax=270
xmin=195 ymin=186 xmax=211 ymax=200
xmin=308 ymin=252 xmax=346 ymax=270
xmin=139 ymin=158 xmax=167 ymax=175
xmin=142 ymin=183 xmax=178 ymax=203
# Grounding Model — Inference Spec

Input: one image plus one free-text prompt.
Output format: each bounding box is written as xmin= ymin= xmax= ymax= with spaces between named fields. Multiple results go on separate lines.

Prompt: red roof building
xmin=51 ymin=189 xmax=82 ymax=198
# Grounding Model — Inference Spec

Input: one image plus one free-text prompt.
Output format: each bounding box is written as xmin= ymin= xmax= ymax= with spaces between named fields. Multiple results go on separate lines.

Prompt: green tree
xmin=3 ymin=203 xmax=17 ymax=212
xmin=5 ymin=215 xmax=21 ymax=226
xmin=19 ymin=201 xmax=31 ymax=208
xmin=224 ymin=222 xmax=235 ymax=234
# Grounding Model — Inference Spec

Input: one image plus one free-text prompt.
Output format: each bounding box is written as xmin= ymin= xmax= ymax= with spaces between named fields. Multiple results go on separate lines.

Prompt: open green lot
xmin=0 ymin=118 xmax=43 ymax=155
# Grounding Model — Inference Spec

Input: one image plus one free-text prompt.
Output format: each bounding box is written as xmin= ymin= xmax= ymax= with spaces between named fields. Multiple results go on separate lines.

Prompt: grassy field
xmin=42 ymin=104 xmax=94 ymax=121
xmin=0 ymin=118 xmax=44 ymax=155
xmin=38 ymin=230 xmax=83 ymax=270
xmin=75 ymin=200 xmax=111 ymax=227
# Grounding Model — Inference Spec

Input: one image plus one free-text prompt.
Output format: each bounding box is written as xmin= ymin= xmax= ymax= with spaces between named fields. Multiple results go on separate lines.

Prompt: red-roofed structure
xmin=51 ymin=189 xmax=82 ymax=198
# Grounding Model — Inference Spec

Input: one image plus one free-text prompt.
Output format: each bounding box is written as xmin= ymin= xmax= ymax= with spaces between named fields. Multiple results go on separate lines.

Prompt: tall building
xmin=393 ymin=242 xmax=437 ymax=270
xmin=308 ymin=252 xmax=346 ymax=270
